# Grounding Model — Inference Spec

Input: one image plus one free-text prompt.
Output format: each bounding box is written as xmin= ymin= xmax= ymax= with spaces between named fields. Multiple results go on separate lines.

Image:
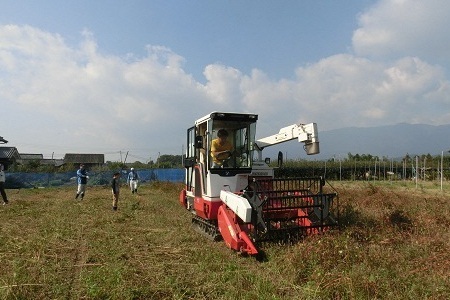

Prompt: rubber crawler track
xmin=192 ymin=215 xmax=222 ymax=241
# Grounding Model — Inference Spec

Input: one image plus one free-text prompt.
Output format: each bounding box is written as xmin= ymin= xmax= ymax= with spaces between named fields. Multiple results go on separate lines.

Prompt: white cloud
xmin=352 ymin=0 xmax=450 ymax=64
xmin=290 ymin=54 xmax=450 ymax=129
xmin=241 ymin=69 xmax=292 ymax=113
xmin=203 ymin=64 xmax=243 ymax=107
xmin=0 ymin=25 xmax=209 ymax=159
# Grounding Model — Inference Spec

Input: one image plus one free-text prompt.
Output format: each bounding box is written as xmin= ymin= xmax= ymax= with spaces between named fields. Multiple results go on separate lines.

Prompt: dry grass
xmin=0 ymin=180 xmax=449 ymax=299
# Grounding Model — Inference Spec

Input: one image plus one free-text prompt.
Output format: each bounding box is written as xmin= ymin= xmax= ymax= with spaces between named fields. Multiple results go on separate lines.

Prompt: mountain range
xmin=266 ymin=123 xmax=450 ymax=161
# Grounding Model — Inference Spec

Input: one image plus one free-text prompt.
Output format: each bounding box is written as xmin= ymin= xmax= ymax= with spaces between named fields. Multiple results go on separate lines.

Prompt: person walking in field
xmin=0 ymin=164 xmax=9 ymax=205
xmin=127 ymin=167 xmax=139 ymax=194
xmin=75 ymin=164 xmax=89 ymax=200
xmin=111 ymin=172 xmax=120 ymax=211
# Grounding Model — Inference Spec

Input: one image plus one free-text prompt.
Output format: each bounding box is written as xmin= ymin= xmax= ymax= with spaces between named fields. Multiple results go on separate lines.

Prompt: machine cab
xmin=186 ymin=112 xmax=257 ymax=173
xmin=184 ymin=112 xmax=258 ymax=199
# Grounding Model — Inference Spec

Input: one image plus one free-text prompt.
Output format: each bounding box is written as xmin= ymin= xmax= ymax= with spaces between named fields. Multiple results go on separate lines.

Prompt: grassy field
xmin=0 ymin=180 xmax=449 ymax=299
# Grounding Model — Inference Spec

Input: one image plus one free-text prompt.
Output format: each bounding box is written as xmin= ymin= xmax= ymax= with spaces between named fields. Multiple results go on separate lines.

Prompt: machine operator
xmin=210 ymin=129 xmax=234 ymax=167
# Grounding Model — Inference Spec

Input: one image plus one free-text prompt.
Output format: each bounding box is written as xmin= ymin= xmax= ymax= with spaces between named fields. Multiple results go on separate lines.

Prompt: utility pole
xmin=415 ymin=156 xmax=418 ymax=189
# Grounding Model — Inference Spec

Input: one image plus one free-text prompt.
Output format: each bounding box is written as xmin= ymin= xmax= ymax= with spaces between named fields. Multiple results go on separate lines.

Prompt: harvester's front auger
xmin=217 ymin=205 xmax=259 ymax=255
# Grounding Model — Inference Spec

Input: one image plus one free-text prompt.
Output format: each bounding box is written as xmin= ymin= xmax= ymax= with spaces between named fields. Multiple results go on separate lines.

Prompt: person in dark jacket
xmin=75 ymin=164 xmax=89 ymax=200
xmin=111 ymin=172 xmax=121 ymax=211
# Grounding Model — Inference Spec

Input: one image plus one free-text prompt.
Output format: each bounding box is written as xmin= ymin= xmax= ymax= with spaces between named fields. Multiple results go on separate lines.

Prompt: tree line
xmin=275 ymin=152 xmax=450 ymax=181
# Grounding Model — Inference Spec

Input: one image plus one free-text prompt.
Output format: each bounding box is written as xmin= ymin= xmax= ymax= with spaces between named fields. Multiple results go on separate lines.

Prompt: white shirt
xmin=0 ymin=170 xmax=5 ymax=183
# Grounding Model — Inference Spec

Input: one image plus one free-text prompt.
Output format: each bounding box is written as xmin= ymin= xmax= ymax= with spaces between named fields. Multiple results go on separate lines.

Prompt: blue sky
xmin=1 ymin=0 xmax=450 ymax=162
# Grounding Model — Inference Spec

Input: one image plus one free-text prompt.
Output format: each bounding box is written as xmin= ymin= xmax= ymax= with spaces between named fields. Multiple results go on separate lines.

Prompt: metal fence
xmin=4 ymin=168 xmax=185 ymax=189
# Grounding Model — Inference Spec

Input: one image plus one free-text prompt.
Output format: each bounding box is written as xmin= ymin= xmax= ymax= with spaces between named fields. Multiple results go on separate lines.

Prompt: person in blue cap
xmin=127 ymin=167 xmax=139 ymax=194
xmin=75 ymin=164 xmax=89 ymax=200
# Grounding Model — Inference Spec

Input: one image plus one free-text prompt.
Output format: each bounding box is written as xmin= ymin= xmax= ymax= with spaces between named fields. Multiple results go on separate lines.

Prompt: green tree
xmin=157 ymin=154 xmax=183 ymax=168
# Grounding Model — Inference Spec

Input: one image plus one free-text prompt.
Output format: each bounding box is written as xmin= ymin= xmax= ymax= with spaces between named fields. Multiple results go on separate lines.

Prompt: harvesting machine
xmin=180 ymin=112 xmax=338 ymax=255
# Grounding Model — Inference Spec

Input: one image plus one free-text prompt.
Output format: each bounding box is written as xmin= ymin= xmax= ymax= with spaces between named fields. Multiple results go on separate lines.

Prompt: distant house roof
xmin=19 ymin=153 xmax=44 ymax=160
xmin=0 ymin=147 xmax=21 ymax=160
xmin=64 ymin=153 xmax=105 ymax=164
xmin=41 ymin=159 xmax=65 ymax=167
xmin=0 ymin=147 xmax=21 ymax=169
xmin=18 ymin=153 xmax=66 ymax=167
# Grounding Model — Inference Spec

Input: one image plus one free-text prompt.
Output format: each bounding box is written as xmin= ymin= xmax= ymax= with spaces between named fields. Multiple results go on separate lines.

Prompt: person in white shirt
xmin=0 ymin=163 xmax=9 ymax=205
xmin=127 ymin=168 xmax=139 ymax=194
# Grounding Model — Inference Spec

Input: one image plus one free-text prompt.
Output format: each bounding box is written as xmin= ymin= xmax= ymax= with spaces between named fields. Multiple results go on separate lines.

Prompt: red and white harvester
xmin=179 ymin=112 xmax=338 ymax=255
